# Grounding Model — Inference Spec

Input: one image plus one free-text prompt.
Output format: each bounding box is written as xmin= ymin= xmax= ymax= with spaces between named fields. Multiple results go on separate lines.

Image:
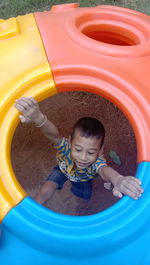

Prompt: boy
xmin=15 ymin=97 xmax=143 ymax=204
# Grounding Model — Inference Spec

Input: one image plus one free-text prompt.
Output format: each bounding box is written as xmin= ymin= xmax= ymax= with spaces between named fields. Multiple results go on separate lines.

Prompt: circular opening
xmin=81 ymin=26 xmax=139 ymax=46
xmin=11 ymin=91 xmax=137 ymax=216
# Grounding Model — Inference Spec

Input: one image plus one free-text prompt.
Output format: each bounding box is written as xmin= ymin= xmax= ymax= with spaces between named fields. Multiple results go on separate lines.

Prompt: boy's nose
xmin=80 ymin=152 xmax=87 ymax=161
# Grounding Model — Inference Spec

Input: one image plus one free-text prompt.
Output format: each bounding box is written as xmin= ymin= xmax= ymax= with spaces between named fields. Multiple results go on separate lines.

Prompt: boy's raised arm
xmin=15 ymin=97 xmax=60 ymax=144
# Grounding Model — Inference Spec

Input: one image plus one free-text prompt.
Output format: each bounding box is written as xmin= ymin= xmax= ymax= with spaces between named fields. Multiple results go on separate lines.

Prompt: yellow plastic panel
xmin=0 ymin=13 xmax=57 ymax=221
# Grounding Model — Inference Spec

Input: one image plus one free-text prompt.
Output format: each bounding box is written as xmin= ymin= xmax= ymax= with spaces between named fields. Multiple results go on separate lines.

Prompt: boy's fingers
xmin=120 ymin=185 xmax=142 ymax=199
xmin=112 ymin=188 xmax=123 ymax=198
xmin=15 ymin=97 xmax=38 ymax=108
xmin=21 ymin=97 xmax=38 ymax=107
xmin=124 ymin=182 xmax=143 ymax=195
xmin=125 ymin=188 xmax=141 ymax=200
xmin=15 ymin=103 xmax=27 ymax=114
xmin=128 ymin=180 xmax=144 ymax=193
xmin=125 ymin=177 xmax=144 ymax=193
xmin=128 ymin=176 xmax=142 ymax=185
xmin=28 ymin=96 xmax=38 ymax=106
xmin=17 ymin=97 xmax=34 ymax=109
xmin=19 ymin=115 xmax=26 ymax=123
xmin=20 ymin=97 xmax=33 ymax=107
xmin=19 ymin=115 xmax=31 ymax=123
xmin=19 ymin=101 xmax=30 ymax=110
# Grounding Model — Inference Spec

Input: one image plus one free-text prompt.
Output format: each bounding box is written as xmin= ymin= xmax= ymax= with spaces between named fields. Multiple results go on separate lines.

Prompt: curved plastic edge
xmin=2 ymin=162 xmax=150 ymax=258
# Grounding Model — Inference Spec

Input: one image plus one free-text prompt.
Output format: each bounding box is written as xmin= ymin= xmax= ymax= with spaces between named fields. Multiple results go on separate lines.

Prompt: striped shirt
xmin=54 ymin=137 xmax=107 ymax=182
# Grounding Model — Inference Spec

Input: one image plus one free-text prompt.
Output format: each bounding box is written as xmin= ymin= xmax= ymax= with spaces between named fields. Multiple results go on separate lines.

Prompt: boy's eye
xmin=88 ymin=152 xmax=95 ymax=155
xmin=75 ymin=149 xmax=81 ymax=152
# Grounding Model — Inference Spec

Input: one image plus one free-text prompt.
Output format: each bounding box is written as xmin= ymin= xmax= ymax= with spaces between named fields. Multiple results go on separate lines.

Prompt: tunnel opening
xmin=81 ymin=26 xmax=139 ymax=46
xmin=11 ymin=91 xmax=137 ymax=216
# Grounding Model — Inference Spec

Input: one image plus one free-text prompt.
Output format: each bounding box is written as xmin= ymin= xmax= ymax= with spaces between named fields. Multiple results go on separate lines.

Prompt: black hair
xmin=71 ymin=117 xmax=105 ymax=147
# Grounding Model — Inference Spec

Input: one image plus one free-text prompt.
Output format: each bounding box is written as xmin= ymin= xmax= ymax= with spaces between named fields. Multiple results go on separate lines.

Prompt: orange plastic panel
xmin=35 ymin=5 xmax=150 ymax=163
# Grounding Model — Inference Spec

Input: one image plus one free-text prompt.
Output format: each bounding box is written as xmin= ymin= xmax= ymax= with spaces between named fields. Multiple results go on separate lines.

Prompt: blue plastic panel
xmin=1 ymin=162 xmax=150 ymax=265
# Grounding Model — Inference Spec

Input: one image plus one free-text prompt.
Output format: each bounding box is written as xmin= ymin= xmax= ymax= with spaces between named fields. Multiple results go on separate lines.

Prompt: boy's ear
xmin=99 ymin=144 xmax=104 ymax=156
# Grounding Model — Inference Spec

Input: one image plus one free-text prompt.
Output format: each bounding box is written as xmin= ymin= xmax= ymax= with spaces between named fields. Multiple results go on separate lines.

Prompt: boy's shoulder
xmin=96 ymin=154 xmax=106 ymax=163
xmin=91 ymin=155 xmax=107 ymax=172
xmin=53 ymin=137 xmax=69 ymax=150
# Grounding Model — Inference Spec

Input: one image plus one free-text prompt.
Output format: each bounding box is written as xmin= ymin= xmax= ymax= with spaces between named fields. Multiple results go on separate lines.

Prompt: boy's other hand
xmin=15 ymin=97 xmax=44 ymax=125
xmin=112 ymin=175 xmax=144 ymax=200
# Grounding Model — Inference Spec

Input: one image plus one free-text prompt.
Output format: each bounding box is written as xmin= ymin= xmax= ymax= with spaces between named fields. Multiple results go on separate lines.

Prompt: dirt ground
xmin=11 ymin=91 xmax=137 ymax=216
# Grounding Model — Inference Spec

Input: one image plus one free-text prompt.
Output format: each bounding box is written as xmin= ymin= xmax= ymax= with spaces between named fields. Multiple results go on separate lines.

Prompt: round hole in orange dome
xmin=81 ymin=25 xmax=140 ymax=46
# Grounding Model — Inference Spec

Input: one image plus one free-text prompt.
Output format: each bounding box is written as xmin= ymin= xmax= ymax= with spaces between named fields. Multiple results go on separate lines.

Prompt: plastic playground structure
xmin=0 ymin=3 xmax=150 ymax=265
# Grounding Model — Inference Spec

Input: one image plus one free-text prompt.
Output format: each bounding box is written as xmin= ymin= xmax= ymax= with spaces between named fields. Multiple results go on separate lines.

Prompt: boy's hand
xmin=15 ymin=97 xmax=44 ymax=125
xmin=112 ymin=175 xmax=144 ymax=200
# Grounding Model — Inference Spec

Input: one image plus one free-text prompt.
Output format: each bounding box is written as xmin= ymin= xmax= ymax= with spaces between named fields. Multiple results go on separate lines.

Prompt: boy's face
xmin=70 ymin=129 xmax=103 ymax=169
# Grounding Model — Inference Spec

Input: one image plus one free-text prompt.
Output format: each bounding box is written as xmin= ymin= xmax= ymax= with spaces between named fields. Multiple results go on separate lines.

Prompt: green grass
xmin=0 ymin=0 xmax=150 ymax=19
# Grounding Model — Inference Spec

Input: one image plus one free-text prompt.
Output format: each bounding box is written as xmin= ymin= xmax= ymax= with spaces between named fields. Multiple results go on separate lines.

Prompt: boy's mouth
xmin=75 ymin=161 xmax=89 ymax=168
